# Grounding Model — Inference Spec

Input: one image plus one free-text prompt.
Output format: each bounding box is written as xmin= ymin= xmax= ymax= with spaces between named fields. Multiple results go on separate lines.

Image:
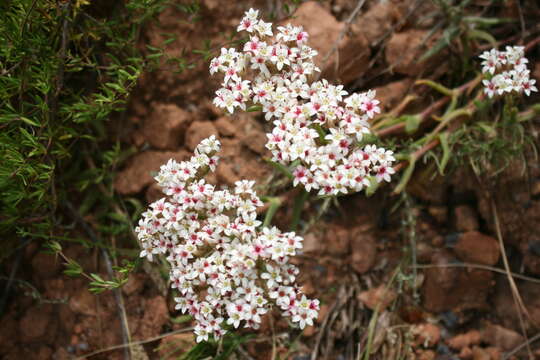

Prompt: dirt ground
xmin=2 ymin=0 xmax=540 ymax=359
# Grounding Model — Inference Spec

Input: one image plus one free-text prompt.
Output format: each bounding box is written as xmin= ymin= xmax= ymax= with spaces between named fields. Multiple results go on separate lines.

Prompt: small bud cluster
xmin=210 ymin=9 xmax=395 ymax=196
xmin=135 ymin=136 xmax=319 ymax=343
xmin=479 ymin=46 xmax=537 ymax=98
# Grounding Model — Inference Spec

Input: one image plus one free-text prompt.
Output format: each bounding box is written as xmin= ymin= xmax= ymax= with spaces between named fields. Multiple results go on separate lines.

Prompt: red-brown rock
xmin=19 ymin=304 xmax=56 ymax=343
xmin=185 ymin=121 xmax=219 ymax=151
xmin=136 ymin=296 xmax=169 ymax=339
xmin=448 ymin=330 xmax=481 ymax=350
xmin=142 ymin=104 xmax=191 ymax=149
xmin=385 ymin=30 xmax=439 ymax=76
xmin=374 ymin=79 xmax=413 ymax=111
xmin=481 ymin=323 xmax=524 ymax=352
xmin=358 ymin=285 xmax=396 ymax=311
xmin=352 ymin=2 xmax=400 ymax=44
xmin=114 ymin=150 xmax=190 ymax=195
xmin=454 ymin=231 xmax=500 ymax=266
xmin=454 ymin=205 xmax=479 ymax=232
xmin=31 ymin=252 xmax=62 ymax=279
xmin=412 ymin=323 xmax=441 ymax=348
xmin=325 ymin=225 xmax=350 ymax=256
xmin=350 ymin=227 xmax=376 ymax=274
xmin=69 ymin=290 xmax=97 ymax=316
xmin=288 ymin=1 xmax=370 ymax=84
xmin=214 ymin=117 xmax=236 ymax=137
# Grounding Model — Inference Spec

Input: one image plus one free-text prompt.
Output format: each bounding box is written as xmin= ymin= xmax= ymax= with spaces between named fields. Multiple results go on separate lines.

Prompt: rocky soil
xmin=1 ymin=1 xmax=540 ymax=359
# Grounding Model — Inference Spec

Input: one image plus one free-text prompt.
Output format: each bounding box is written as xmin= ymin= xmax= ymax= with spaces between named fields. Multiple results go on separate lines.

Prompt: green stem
xmin=290 ymin=189 xmax=309 ymax=231
xmin=262 ymin=197 xmax=282 ymax=228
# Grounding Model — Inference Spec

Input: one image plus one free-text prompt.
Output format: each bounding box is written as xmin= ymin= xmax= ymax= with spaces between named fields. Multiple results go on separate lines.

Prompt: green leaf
xmin=20 ymin=116 xmax=40 ymax=126
xmin=437 ymin=132 xmax=450 ymax=175
xmin=405 ymin=115 xmax=422 ymax=134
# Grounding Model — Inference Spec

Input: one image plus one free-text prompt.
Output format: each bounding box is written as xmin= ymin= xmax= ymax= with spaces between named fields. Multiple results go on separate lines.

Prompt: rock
xmin=114 ymin=150 xmax=190 ymax=195
xmin=158 ymin=333 xmax=195 ymax=359
xmin=448 ymin=330 xmax=481 ymax=350
xmin=350 ymin=227 xmax=376 ymax=274
xmin=484 ymin=347 xmax=501 ymax=360
xmin=145 ymin=182 xmax=164 ymax=203
xmin=37 ymin=346 xmax=52 ymax=360
xmin=386 ymin=30 xmax=439 ymax=76
xmin=69 ymin=290 xmax=97 ymax=316
xmin=122 ymin=273 xmax=145 ymax=296
xmin=0 ymin=314 xmax=17 ymax=352
xmin=214 ymin=117 xmax=236 ymax=137
xmin=416 ymin=350 xmax=436 ymax=360
xmin=317 ymin=304 xmax=330 ymax=324
xmin=454 ymin=231 xmax=500 ymax=266
xmin=288 ymin=1 xmax=370 ymax=84
xmin=19 ymin=304 xmax=55 ymax=343
xmin=142 ymin=104 xmax=191 ymax=150
xmin=428 ymin=206 xmax=448 ymax=224
xmin=412 ymin=323 xmax=441 ymax=348
xmin=407 ymin=171 xmax=447 ymax=204
xmin=459 ymin=346 xmax=473 ymax=359
xmin=216 ymin=161 xmax=239 ymax=186
xmin=374 ymin=79 xmax=413 ymax=111
xmin=136 ymin=296 xmax=169 ymax=339
xmin=481 ymin=323 xmax=524 ymax=352
xmin=358 ymin=285 xmax=396 ymax=311
xmin=52 ymin=347 xmax=70 ymax=360
xmin=422 ymin=249 xmax=495 ymax=312
xmin=352 ymin=2 xmax=400 ymax=45
xmin=31 ymin=252 xmax=62 ymax=279
xmin=472 ymin=346 xmax=490 ymax=360
xmin=242 ymin=129 xmax=267 ymax=155
xmin=185 ymin=121 xmax=218 ymax=152
xmin=302 ymin=233 xmax=321 ymax=253
xmin=454 ymin=205 xmax=479 ymax=232
xmin=325 ymin=225 xmax=350 ymax=256
xmin=422 ymin=251 xmax=458 ymax=312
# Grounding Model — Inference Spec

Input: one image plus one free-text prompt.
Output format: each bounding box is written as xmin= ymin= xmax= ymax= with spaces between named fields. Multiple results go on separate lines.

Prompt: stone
xmin=447 ymin=330 xmax=481 ymax=350
xmin=386 ymin=30 xmax=439 ymax=76
xmin=358 ymin=285 xmax=396 ymax=311
xmin=122 ymin=273 xmax=145 ymax=296
xmin=471 ymin=346 xmax=490 ymax=360
xmin=352 ymin=2 xmax=400 ymax=44
xmin=454 ymin=205 xmax=479 ymax=232
xmin=373 ymin=79 xmax=413 ymax=111
xmin=288 ymin=1 xmax=370 ymax=84
xmin=158 ymin=333 xmax=195 ymax=359
xmin=214 ymin=117 xmax=236 ymax=137
xmin=481 ymin=323 xmax=524 ymax=352
xmin=19 ymin=304 xmax=55 ymax=343
xmin=422 ymin=250 xmax=495 ymax=312
xmin=454 ymin=231 xmax=500 ymax=266
xmin=142 ymin=104 xmax=191 ymax=150
xmin=350 ymin=228 xmax=376 ymax=274
xmin=136 ymin=296 xmax=169 ymax=339
xmin=428 ymin=206 xmax=448 ymax=224
xmin=114 ymin=150 xmax=190 ymax=195
xmin=185 ymin=121 xmax=219 ymax=152
xmin=412 ymin=323 xmax=441 ymax=348
xmin=145 ymin=182 xmax=163 ymax=203
xmin=31 ymin=252 xmax=62 ymax=279
xmin=69 ymin=290 xmax=97 ymax=316
xmin=325 ymin=225 xmax=350 ymax=256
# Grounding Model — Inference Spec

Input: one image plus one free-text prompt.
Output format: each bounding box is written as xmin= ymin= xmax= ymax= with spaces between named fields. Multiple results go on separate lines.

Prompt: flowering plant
xmin=135 ymin=136 xmax=319 ymax=342
xmin=210 ymin=9 xmax=395 ymax=196
xmin=479 ymin=45 xmax=537 ymax=98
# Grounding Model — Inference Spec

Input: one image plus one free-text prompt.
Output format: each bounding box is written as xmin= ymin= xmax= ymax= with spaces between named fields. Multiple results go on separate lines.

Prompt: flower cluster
xmin=480 ymin=46 xmax=537 ymax=98
xmin=135 ymin=136 xmax=319 ymax=342
xmin=210 ymin=9 xmax=395 ymax=196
